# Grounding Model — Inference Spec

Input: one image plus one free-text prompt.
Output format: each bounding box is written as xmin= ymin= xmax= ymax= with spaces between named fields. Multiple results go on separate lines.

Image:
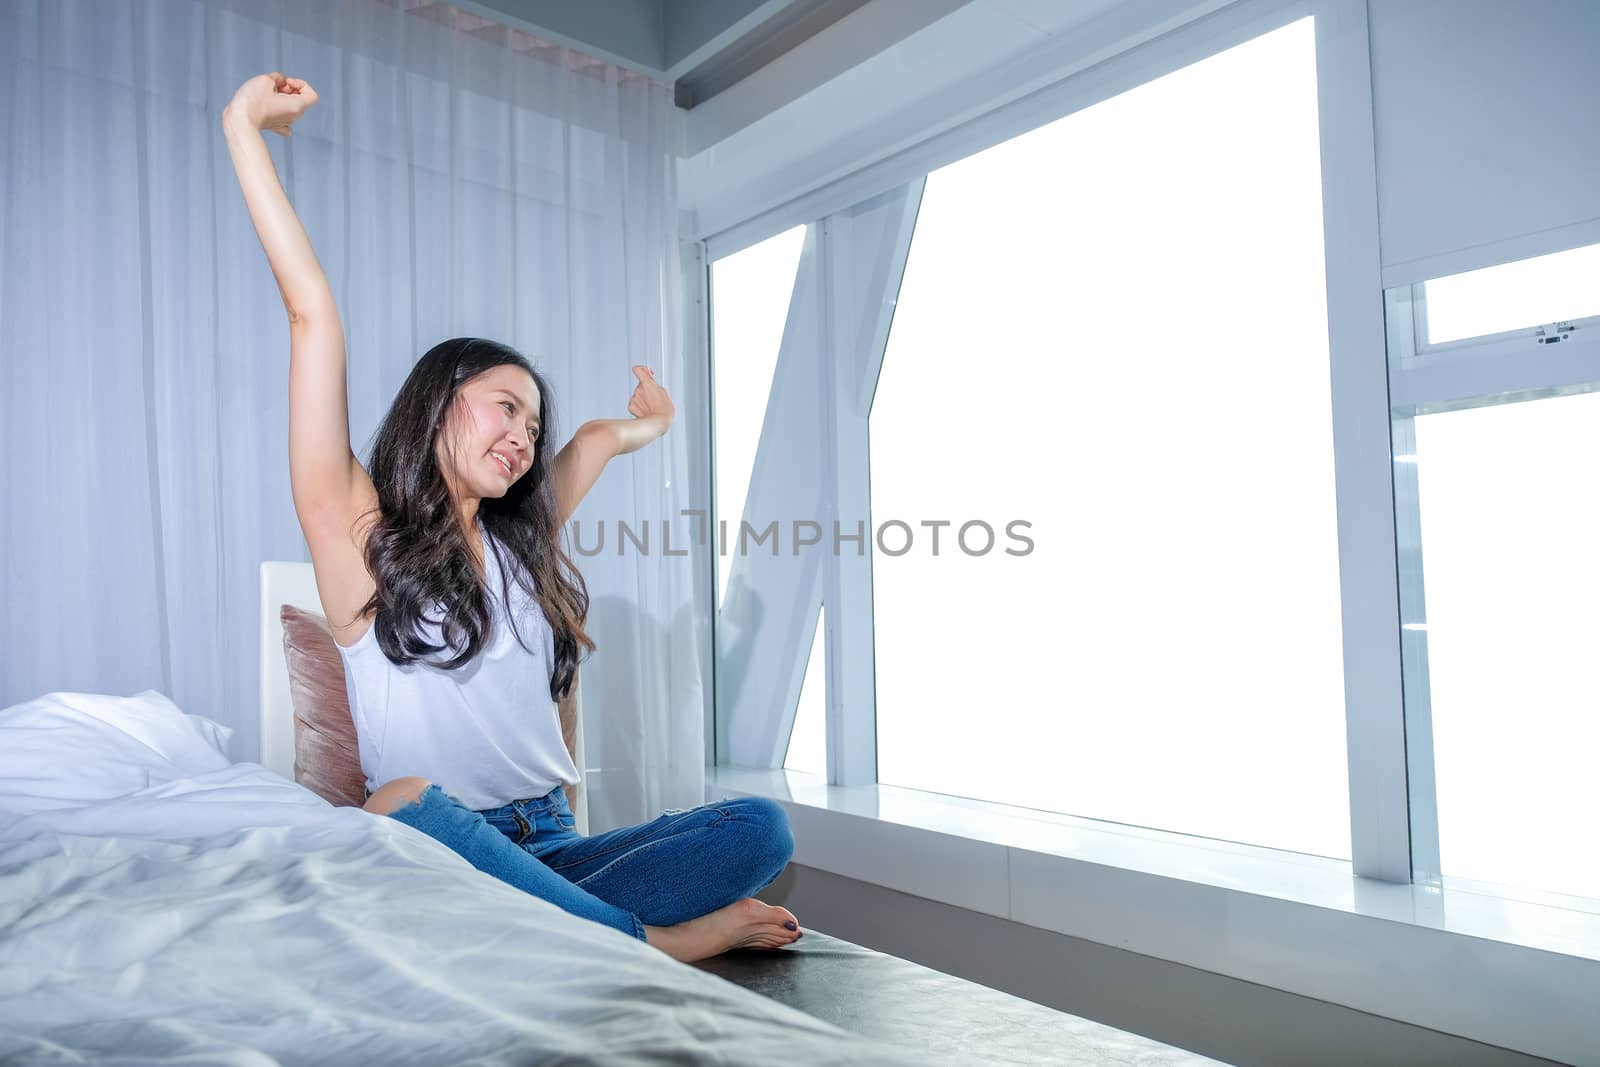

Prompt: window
xmin=785 ymin=606 xmax=827 ymax=775
xmin=1420 ymin=242 xmax=1600 ymax=346
xmin=1388 ymin=230 xmax=1600 ymax=905
xmin=709 ymin=226 xmax=807 ymax=607
xmin=1405 ymin=393 xmax=1600 ymax=900
xmin=867 ymin=19 xmax=1351 ymax=857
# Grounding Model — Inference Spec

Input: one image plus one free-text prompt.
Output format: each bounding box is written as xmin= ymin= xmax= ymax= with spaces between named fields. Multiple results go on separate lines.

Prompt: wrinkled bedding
xmin=0 ymin=691 xmax=931 ymax=1065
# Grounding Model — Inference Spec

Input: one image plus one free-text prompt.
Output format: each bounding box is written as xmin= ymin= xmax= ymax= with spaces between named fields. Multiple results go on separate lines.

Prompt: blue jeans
xmin=385 ymin=783 xmax=795 ymax=941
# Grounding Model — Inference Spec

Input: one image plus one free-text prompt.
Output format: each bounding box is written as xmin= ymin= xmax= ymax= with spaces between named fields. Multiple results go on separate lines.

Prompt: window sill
xmin=706 ymin=765 xmax=1598 ymax=1066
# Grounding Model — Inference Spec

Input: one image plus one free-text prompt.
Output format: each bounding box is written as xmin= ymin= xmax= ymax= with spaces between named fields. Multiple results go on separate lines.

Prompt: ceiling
xmin=458 ymin=0 xmax=872 ymax=106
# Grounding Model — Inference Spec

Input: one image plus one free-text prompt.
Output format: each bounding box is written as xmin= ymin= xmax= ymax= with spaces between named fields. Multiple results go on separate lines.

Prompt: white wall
xmin=1368 ymin=0 xmax=1600 ymax=286
xmin=678 ymin=0 xmax=1246 ymax=253
xmin=683 ymin=1 xmax=1600 ymax=283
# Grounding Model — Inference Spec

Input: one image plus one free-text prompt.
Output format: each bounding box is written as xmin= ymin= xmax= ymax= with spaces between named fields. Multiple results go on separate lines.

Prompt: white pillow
xmin=0 ymin=690 xmax=234 ymax=812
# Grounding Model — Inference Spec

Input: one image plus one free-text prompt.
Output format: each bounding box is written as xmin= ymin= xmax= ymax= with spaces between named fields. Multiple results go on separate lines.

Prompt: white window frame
xmin=707 ymin=226 xmax=827 ymax=768
xmin=711 ymin=0 xmax=1422 ymax=876
xmin=707 ymin=185 xmax=922 ymax=781
xmin=1384 ymin=260 xmax=1600 ymax=892
xmin=690 ymin=1 xmax=1600 ymax=1059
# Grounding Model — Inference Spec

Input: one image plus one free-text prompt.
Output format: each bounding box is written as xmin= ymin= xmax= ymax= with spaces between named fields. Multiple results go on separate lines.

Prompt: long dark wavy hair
xmin=357 ymin=337 xmax=593 ymax=700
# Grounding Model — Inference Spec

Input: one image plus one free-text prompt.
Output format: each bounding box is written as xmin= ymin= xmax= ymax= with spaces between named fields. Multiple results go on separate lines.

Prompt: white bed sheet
xmin=0 ymin=692 xmax=930 ymax=1065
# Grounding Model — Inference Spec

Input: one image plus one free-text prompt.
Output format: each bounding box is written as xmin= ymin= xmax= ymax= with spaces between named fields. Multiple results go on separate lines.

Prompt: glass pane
xmin=1423 ymin=242 xmax=1600 ymax=345
xmin=785 ymin=606 xmax=827 ymax=775
xmin=1411 ymin=392 xmax=1600 ymax=900
xmin=870 ymin=19 xmax=1351 ymax=857
xmin=710 ymin=226 xmax=807 ymax=607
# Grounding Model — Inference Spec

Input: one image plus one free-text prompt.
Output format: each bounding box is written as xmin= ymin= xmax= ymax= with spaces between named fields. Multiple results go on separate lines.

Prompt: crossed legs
xmin=363 ymin=777 xmax=802 ymax=962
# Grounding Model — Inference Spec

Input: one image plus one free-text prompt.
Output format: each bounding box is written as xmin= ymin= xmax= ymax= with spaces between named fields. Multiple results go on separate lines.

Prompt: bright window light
xmin=1412 ymin=391 xmax=1600 ymax=900
xmin=785 ymin=606 xmax=828 ymax=776
xmin=869 ymin=19 xmax=1351 ymax=858
xmin=710 ymin=226 xmax=807 ymax=607
xmin=1423 ymin=242 xmax=1600 ymax=345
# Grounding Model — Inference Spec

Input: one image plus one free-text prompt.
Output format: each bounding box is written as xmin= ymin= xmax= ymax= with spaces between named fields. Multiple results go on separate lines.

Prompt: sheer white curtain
xmin=0 ymin=0 xmax=703 ymax=829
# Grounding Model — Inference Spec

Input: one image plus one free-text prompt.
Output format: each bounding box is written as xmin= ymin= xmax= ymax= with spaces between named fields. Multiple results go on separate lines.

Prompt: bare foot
xmin=644 ymin=898 xmax=803 ymax=963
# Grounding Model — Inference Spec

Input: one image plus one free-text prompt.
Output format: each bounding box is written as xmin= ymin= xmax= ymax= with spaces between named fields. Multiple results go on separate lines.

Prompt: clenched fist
xmin=223 ymin=72 xmax=318 ymax=137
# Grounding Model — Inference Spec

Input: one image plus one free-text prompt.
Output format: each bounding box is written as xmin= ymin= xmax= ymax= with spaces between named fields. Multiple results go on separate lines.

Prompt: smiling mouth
xmin=491 ymin=452 xmax=513 ymax=476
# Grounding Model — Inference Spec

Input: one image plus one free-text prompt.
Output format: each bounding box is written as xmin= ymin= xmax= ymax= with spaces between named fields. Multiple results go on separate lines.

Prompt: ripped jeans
xmin=384 ymin=783 xmax=795 ymax=941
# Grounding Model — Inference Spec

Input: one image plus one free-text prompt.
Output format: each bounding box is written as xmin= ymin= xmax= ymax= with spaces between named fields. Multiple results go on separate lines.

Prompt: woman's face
xmin=436 ymin=365 xmax=541 ymax=501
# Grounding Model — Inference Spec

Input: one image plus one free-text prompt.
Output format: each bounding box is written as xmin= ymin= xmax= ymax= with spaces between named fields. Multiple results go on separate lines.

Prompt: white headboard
xmin=258 ymin=560 xmax=323 ymax=780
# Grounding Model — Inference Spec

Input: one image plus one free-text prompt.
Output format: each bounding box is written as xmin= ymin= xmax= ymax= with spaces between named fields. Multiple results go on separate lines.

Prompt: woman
xmin=222 ymin=72 xmax=800 ymax=962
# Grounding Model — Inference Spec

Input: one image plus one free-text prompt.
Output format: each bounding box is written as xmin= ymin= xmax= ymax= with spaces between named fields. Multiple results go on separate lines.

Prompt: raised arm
xmin=553 ymin=365 xmax=675 ymax=527
xmin=223 ymin=73 xmax=380 ymax=640
xmin=221 ymin=73 xmax=364 ymax=523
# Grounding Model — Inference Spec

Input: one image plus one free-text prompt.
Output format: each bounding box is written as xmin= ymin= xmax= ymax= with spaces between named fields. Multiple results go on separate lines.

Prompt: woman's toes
xmin=748 ymin=898 xmax=801 ymax=929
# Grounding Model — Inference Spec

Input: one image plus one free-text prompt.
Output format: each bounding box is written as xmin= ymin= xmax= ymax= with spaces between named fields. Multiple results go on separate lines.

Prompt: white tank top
xmin=335 ymin=516 xmax=581 ymax=811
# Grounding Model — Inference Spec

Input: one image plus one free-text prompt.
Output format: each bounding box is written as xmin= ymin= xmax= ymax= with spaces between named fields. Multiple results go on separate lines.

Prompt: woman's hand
xmin=625 ymin=365 xmax=675 ymax=425
xmin=552 ymin=368 xmax=675 ymax=519
xmin=223 ymin=72 xmax=318 ymax=137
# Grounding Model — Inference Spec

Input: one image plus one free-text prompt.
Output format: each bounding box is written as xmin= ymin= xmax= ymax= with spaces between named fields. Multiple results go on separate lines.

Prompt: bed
xmin=0 ymin=564 xmax=1223 ymax=1065
xmin=0 ymin=689 xmax=941 ymax=1064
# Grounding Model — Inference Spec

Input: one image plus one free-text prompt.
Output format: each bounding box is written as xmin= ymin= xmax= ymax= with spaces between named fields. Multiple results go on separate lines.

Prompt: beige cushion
xmin=278 ymin=604 xmax=583 ymax=816
xmin=280 ymin=606 xmax=367 ymax=808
